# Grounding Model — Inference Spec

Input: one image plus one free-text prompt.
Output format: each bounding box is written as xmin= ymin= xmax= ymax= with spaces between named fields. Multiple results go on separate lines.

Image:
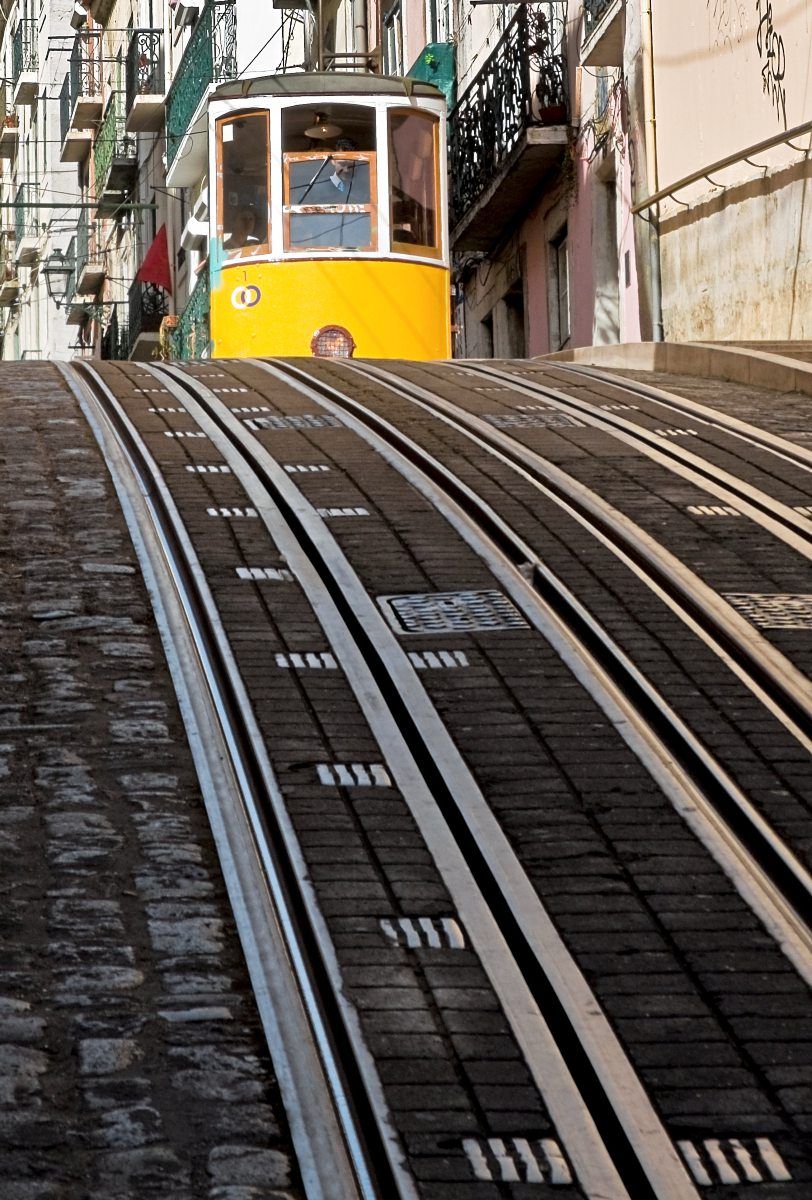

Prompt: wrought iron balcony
xmin=166 ymin=1 xmax=236 ymax=174
xmin=448 ymin=3 xmax=568 ymax=250
xmin=69 ymin=30 xmax=103 ymax=126
xmin=14 ymin=183 xmax=41 ymax=264
xmin=0 ymin=231 xmax=19 ymax=307
xmin=12 ymin=19 xmax=38 ymax=105
xmin=59 ymin=74 xmax=92 ymax=162
xmin=172 ymin=269 xmax=210 ymax=359
xmin=126 ymin=29 xmax=165 ymax=133
xmin=128 ymin=279 xmax=170 ymax=357
xmin=94 ymin=95 xmax=137 ymax=208
xmin=76 ymin=217 xmax=105 ymax=294
xmin=101 ymin=311 xmax=130 ymax=360
xmin=581 ymin=0 xmax=624 ymax=66
xmin=0 ymin=103 xmax=19 ymax=159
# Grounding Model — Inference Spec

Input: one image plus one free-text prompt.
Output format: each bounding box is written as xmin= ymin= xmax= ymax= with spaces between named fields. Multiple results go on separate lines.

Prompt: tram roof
xmin=210 ymin=71 xmax=444 ymax=104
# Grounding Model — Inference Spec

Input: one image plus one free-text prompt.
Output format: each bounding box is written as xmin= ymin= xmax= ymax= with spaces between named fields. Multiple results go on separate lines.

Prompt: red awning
xmin=136 ymin=224 xmax=172 ymax=295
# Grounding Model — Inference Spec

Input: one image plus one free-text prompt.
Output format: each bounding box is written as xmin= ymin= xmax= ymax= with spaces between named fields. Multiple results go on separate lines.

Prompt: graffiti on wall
xmin=706 ymin=0 xmax=747 ymax=51
xmin=755 ymin=0 xmax=788 ymax=128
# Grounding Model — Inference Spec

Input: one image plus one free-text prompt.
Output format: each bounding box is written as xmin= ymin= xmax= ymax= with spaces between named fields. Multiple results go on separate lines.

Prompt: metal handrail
xmin=633 ymin=118 xmax=812 ymax=213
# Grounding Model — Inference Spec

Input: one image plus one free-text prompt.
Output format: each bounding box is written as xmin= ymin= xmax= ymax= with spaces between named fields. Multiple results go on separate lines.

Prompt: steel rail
xmin=459 ymin=360 xmax=812 ymax=549
xmin=153 ymin=358 xmax=701 ymax=1200
xmin=65 ymin=361 xmax=399 ymax=1200
xmin=355 ymin=360 xmax=812 ymax=750
xmin=536 ymin=359 xmax=812 ymax=472
xmin=258 ymin=357 xmax=812 ymax=960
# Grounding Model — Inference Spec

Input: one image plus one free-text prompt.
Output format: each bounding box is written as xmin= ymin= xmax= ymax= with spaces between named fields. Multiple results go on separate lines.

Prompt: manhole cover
xmin=379 ymin=589 xmax=528 ymax=634
xmin=724 ymin=593 xmax=812 ymax=629
xmin=245 ymin=413 xmax=342 ymax=430
xmin=484 ymin=411 xmax=584 ymax=429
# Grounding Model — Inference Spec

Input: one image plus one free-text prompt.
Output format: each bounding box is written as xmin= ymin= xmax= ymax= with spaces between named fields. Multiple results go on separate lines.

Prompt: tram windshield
xmin=282 ymin=105 xmax=377 ymax=252
xmin=389 ymin=110 xmax=440 ymax=257
xmin=217 ymin=111 xmax=270 ymax=259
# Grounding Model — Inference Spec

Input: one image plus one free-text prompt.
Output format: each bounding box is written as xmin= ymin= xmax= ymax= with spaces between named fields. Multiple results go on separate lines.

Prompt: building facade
xmin=0 ymin=0 xmax=808 ymax=360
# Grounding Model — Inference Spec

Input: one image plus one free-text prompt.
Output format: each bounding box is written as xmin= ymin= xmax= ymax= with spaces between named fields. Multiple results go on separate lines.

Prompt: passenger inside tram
xmin=219 ymin=112 xmax=270 ymax=259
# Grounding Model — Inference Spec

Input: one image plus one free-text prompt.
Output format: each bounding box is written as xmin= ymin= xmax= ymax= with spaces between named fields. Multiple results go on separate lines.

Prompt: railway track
xmin=59 ymin=356 xmax=811 ymax=1198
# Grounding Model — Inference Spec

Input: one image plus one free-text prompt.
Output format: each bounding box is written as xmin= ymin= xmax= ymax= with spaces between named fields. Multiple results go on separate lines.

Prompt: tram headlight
xmin=310 ymin=325 xmax=356 ymax=359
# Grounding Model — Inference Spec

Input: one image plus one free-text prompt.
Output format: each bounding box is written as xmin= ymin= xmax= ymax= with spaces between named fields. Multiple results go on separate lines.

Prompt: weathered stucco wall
xmin=652 ymin=0 xmax=811 ymax=340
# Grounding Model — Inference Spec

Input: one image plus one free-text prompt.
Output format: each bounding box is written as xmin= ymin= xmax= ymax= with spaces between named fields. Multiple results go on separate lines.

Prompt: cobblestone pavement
xmin=0 ymin=365 xmax=304 ymax=1200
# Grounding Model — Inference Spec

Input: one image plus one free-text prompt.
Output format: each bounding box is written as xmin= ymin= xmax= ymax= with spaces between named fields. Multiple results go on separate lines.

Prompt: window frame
xmin=388 ymin=108 xmax=442 ymax=260
xmin=282 ymin=150 xmax=378 ymax=254
xmin=215 ymin=109 xmax=272 ymax=263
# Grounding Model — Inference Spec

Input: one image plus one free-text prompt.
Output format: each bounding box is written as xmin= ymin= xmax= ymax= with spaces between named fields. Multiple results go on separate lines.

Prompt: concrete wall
xmin=651 ymin=0 xmax=812 ymax=341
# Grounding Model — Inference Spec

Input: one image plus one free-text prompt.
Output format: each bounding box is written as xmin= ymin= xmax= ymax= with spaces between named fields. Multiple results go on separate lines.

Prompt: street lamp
xmin=42 ymin=249 xmax=73 ymax=309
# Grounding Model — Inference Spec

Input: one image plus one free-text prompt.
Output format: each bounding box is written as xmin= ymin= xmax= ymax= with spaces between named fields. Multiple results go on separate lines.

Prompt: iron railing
xmin=172 ymin=269 xmax=210 ymax=359
xmin=128 ymin=278 xmax=169 ymax=350
xmin=126 ymin=29 xmax=164 ymax=114
xmin=59 ymin=74 xmax=71 ymax=144
xmin=101 ymin=311 xmax=129 ymax=360
xmin=94 ymin=94 xmax=136 ymax=191
xmin=64 ymin=235 xmax=77 ymax=304
xmin=166 ymin=1 xmax=236 ymax=168
xmin=70 ymin=30 xmax=102 ymax=101
xmin=583 ymin=0 xmax=618 ymax=38
xmin=0 ymin=230 xmax=16 ymax=276
xmin=14 ymin=183 xmax=38 ymax=243
xmin=448 ymin=3 xmax=567 ymax=228
xmin=12 ymin=19 xmax=37 ymax=83
xmin=76 ymin=216 xmax=103 ymax=284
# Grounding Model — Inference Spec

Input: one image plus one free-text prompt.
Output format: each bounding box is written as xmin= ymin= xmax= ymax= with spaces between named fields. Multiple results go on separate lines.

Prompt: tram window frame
xmin=388 ymin=109 xmax=442 ymax=260
xmin=282 ymin=151 xmax=378 ymax=254
xmin=215 ymin=110 xmax=271 ymax=262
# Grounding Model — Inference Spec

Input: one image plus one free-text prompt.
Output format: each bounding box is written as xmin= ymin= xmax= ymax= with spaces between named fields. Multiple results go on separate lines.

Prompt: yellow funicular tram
xmin=205 ymin=73 xmax=451 ymax=360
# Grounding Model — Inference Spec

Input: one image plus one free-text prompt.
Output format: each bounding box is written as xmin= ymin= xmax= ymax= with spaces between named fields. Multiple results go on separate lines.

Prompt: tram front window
xmin=282 ymin=105 xmax=377 ymax=252
xmin=287 ymin=153 xmax=373 ymax=250
xmin=217 ymin=112 xmax=270 ymax=259
xmin=389 ymin=110 xmax=440 ymax=257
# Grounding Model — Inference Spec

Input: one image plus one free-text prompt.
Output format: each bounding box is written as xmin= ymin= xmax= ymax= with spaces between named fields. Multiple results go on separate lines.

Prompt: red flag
xmin=136 ymin=224 xmax=172 ymax=294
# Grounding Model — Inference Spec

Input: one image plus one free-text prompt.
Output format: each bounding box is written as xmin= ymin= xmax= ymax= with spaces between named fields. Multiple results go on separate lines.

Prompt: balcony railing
xmin=64 ymin=236 xmax=77 ymax=305
xmin=128 ymin=279 xmax=170 ymax=352
xmin=70 ymin=30 xmax=102 ymax=106
xmin=12 ymin=19 xmax=37 ymax=84
xmin=126 ymin=29 xmax=164 ymax=112
xmin=448 ymin=3 xmax=567 ymax=231
xmin=584 ymin=0 xmax=617 ymax=37
xmin=59 ymin=75 xmax=71 ymax=144
xmin=14 ymin=183 xmax=38 ymax=244
xmin=172 ymin=270 xmax=210 ymax=359
xmin=166 ymin=1 xmax=236 ymax=169
xmin=94 ymin=95 xmax=137 ymax=197
xmin=101 ymin=311 xmax=129 ymax=360
xmin=76 ymin=216 xmax=105 ymax=292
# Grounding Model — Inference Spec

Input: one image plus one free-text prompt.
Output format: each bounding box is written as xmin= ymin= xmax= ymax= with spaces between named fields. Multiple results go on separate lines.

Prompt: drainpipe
xmin=352 ymin=0 xmax=368 ymax=64
xmin=640 ymin=0 xmax=664 ymax=341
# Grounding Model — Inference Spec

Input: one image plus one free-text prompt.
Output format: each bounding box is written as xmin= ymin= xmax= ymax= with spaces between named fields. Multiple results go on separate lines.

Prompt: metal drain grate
xmin=244 ymin=413 xmax=342 ymax=431
xmin=379 ymin=590 xmax=528 ymax=635
xmin=724 ymin=593 xmax=812 ymax=629
xmin=687 ymin=504 xmax=741 ymax=517
xmin=678 ymin=1138 xmax=791 ymax=1186
xmin=464 ymin=1138 xmax=572 ymax=1185
xmin=484 ymin=411 xmax=584 ymax=430
xmin=275 ymin=651 xmax=337 ymax=669
xmin=379 ymin=917 xmax=465 ymax=949
xmin=235 ymin=566 xmax=293 ymax=582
